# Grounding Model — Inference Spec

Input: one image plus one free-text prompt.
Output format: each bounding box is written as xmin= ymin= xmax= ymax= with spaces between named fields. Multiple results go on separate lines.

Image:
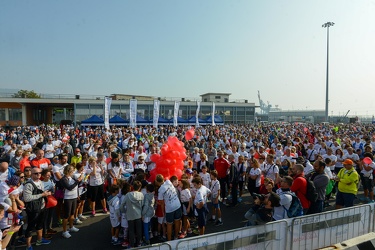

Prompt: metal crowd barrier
xmin=290 ymin=204 xmax=372 ymax=250
xmin=175 ymin=220 xmax=288 ymax=250
xmin=131 ymin=204 xmax=375 ymax=250
xmin=133 ymin=242 xmax=172 ymax=250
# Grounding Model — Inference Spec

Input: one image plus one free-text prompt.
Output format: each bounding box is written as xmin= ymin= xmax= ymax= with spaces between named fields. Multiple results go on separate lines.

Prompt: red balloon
xmin=185 ymin=129 xmax=195 ymax=140
xmin=150 ymin=154 xmax=160 ymax=162
xmin=161 ymin=144 xmax=169 ymax=155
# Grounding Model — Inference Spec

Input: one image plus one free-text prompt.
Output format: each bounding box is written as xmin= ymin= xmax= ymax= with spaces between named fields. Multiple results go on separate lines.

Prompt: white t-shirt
xmin=343 ymin=153 xmax=359 ymax=165
xmin=210 ymin=179 xmax=220 ymax=199
xmin=261 ymin=163 xmax=279 ymax=181
xmin=361 ymin=162 xmax=375 ymax=179
xmin=250 ymin=168 xmax=262 ymax=187
xmin=52 ymin=163 xmax=67 ymax=182
xmin=0 ymin=202 xmax=10 ymax=230
xmin=64 ymin=176 xmax=78 ymax=200
xmin=199 ymin=172 xmax=211 ymax=188
xmin=180 ymin=189 xmax=191 ymax=203
xmin=194 ymin=185 xmax=211 ymax=206
xmin=43 ymin=143 xmax=55 ymax=159
xmin=86 ymin=165 xmax=104 ymax=186
xmin=158 ymin=180 xmax=181 ymax=213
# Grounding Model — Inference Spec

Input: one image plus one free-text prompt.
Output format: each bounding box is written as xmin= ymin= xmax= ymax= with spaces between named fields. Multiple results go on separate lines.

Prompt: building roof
xmin=200 ymin=93 xmax=231 ymax=96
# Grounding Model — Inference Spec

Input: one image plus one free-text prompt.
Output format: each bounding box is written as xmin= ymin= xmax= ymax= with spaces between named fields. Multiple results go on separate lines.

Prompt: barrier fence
xmin=137 ymin=204 xmax=375 ymax=250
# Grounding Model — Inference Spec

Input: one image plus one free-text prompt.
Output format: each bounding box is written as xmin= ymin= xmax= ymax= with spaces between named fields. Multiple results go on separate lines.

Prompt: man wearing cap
xmin=335 ymin=159 xmax=359 ymax=209
xmin=71 ymin=148 xmax=82 ymax=165
xmin=359 ymin=157 xmax=375 ymax=203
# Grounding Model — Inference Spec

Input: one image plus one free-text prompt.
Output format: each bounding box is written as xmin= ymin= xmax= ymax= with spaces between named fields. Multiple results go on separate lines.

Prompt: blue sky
xmin=1 ymin=0 xmax=374 ymax=116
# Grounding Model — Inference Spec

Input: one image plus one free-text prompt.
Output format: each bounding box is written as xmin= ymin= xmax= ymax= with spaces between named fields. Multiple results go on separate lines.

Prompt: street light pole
xmin=322 ymin=22 xmax=334 ymax=123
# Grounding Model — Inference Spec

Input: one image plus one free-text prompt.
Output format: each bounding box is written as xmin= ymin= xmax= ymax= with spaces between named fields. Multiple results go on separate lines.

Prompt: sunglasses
xmin=20 ymin=176 xmax=25 ymax=178
xmin=24 ymin=169 xmax=31 ymax=172
xmin=33 ymin=172 xmax=42 ymax=175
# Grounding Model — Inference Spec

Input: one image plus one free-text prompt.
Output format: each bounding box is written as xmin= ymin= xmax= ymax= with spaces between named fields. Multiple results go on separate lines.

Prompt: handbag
xmin=45 ymin=195 xmax=57 ymax=208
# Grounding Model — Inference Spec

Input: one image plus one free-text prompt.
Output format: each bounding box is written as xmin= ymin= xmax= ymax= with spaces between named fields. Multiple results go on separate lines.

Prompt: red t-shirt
xmin=214 ymin=158 xmax=230 ymax=179
xmin=290 ymin=174 xmax=310 ymax=209
xmin=30 ymin=158 xmax=51 ymax=169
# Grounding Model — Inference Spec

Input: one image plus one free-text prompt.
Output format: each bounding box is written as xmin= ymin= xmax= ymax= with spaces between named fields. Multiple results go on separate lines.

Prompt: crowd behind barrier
xmin=0 ymin=122 xmax=375 ymax=249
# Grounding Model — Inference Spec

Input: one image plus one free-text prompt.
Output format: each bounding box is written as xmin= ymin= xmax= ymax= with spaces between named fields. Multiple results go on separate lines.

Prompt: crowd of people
xmin=0 ymin=122 xmax=374 ymax=249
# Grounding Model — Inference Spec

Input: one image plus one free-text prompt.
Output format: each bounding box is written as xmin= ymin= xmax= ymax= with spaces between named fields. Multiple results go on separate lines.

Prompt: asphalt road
xmin=13 ymin=188 xmax=365 ymax=250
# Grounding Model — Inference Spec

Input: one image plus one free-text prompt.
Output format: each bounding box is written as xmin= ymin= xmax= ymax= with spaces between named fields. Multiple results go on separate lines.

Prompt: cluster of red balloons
xmin=148 ymin=136 xmax=187 ymax=182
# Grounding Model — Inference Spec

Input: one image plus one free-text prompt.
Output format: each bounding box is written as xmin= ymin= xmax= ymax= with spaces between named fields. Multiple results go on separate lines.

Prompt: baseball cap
xmin=343 ymin=159 xmax=354 ymax=165
xmin=185 ymin=169 xmax=193 ymax=174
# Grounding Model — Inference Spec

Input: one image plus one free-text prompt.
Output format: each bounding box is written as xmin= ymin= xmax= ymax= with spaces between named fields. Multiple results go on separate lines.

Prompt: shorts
xmin=63 ymin=198 xmax=78 ymax=219
xmin=165 ymin=208 xmax=182 ymax=224
xmin=335 ymin=191 xmax=356 ymax=207
xmin=196 ymin=206 xmax=208 ymax=228
xmin=157 ymin=216 xmax=166 ymax=224
xmin=110 ymin=216 xmax=120 ymax=228
xmin=25 ymin=209 xmax=46 ymax=238
xmin=361 ymin=176 xmax=374 ymax=191
xmin=87 ymin=184 xmax=105 ymax=201
xmin=79 ymin=192 xmax=87 ymax=201
xmin=212 ymin=202 xmax=220 ymax=209
xmin=182 ymin=202 xmax=190 ymax=216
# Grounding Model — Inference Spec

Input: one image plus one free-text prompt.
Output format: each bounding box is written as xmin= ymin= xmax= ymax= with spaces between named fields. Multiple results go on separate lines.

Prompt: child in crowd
xmin=119 ymin=182 xmax=131 ymax=248
xmin=209 ymin=170 xmax=222 ymax=226
xmin=199 ymin=166 xmax=211 ymax=188
xmin=142 ymin=184 xmax=155 ymax=245
xmin=108 ymin=185 xmax=121 ymax=246
xmin=154 ymin=175 xmax=167 ymax=241
xmin=179 ymin=179 xmax=192 ymax=238
xmin=121 ymin=180 xmax=144 ymax=248
xmin=192 ymin=177 xmax=211 ymax=235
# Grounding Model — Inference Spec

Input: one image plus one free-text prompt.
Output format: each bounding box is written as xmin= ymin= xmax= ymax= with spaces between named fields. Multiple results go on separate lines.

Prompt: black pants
xmin=218 ymin=177 xmax=228 ymax=199
xmin=231 ymin=182 xmax=238 ymax=205
xmin=128 ymin=218 xmax=142 ymax=247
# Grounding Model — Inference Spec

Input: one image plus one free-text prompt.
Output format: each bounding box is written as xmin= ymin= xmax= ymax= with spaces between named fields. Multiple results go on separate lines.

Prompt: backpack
xmin=304 ymin=177 xmax=318 ymax=202
xmin=282 ymin=192 xmax=304 ymax=218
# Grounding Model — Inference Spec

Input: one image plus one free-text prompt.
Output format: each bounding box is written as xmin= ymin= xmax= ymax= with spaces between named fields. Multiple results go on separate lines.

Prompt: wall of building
xmin=0 ymin=102 xmax=22 ymax=126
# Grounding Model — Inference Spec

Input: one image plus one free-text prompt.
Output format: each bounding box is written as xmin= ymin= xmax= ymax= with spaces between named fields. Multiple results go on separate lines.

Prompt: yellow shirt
xmin=337 ymin=167 xmax=359 ymax=195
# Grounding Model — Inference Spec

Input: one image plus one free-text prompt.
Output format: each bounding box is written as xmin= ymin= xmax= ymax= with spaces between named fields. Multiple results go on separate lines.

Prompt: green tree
xmin=12 ymin=90 xmax=41 ymax=98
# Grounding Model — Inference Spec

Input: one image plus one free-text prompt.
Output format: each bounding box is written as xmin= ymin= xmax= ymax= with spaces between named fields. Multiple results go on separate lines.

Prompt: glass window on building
xmin=90 ymin=104 xmax=104 ymax=116
xmin=9 ymin=108 xmax=22 ymax=121
xmin=161 ymin=106 xmax=173 ymax=119
xmin=215 ymin=96 xmax=221 ymax=99
xmin=200 ymin=106 xmax=211 ymax=118
xmin=0 ymin=109 xmax=5 ymax=121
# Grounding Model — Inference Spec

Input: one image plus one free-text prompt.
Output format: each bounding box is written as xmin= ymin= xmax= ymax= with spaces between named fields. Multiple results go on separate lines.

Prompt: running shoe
xmin=78 ymin=215 xmax=88 ymax=220
xmin=112 ymin=239 xmax=122 ymax=245
xmin=36 ymin=238 xmax=51 ymax=246
xmin=69 ymin=226 xmax=80 ymax=233
xmin=74 ymin=218 xmax=83 ymax=225
xmin=215 ymin=220 xmax=223 ymax=226
xmin=178 ymin=232 xmax=187 ymax=239
xmin=62 ymin=231 xmax=71 ymax=239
